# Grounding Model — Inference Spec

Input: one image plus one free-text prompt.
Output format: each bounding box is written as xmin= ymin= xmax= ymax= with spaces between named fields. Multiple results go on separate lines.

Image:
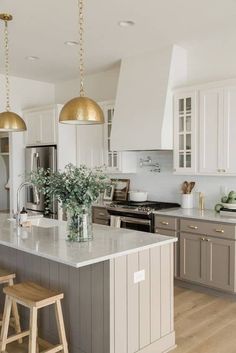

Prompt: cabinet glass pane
xmin=113 ymin=153 xmax=118 ymax=167
xmin=186 ymin=116 xmax=191 ymax=132
xmin=108 ymin=109 xmax=113 ymax=123
xmin=179 ymin=116 xmax=184 ymax=132
xmin=179 ymin=99 xmax=184 ymax=113
xmin=108 ymin=124 xmax=112 ymax=138
xmin=108 ymin=153 xmax=112 ymax=167
xmin=179 ymin=135 xmax=184 ymax=150
xmin=186 ymin=134 xmax=191 ymax=150
xmin=179 ymin=153 xmax=184 ymax=168
xmin=186 ymin=153 xmax=191 ymax=168
xmin=186 ymin=97 xmax=191 ymax=111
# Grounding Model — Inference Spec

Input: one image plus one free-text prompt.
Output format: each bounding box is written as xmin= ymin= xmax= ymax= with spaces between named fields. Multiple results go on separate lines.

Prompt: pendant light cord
xmin=78 ymin=0 xmax=85 ymax=97
xmin=4 ymin=20 xmax=10 ymax=111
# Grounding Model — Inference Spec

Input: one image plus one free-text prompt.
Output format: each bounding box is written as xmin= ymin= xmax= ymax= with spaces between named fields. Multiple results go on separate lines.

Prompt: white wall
xmin=55 ymin=67 xmax=120 ymax=103
xmin=0 ymin=74 xmax=55 ymax=212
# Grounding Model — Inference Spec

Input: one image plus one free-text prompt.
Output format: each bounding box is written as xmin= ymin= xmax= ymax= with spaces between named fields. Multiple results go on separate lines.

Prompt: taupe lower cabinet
xmin=154 ymin=215 xmax=180 ymax=278
xmin=179 ymin=218 xmax=236 ymax=292
xmin=93 ymin=206 xmax=110 ymax=226
xmin=156 ymin=214 xmax=236 ymax=293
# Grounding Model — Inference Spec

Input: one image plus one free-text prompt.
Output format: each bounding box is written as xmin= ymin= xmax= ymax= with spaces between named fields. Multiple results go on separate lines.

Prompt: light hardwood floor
xmin=4 ymin=285 xmax=236 ymax=353
xmin=174 ymin=286 xmax=236 ymax=353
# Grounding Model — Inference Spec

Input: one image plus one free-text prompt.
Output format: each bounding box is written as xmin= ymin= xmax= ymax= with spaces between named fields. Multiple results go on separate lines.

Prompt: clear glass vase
xmin=67 ymin=207 xmax=93 ymax=242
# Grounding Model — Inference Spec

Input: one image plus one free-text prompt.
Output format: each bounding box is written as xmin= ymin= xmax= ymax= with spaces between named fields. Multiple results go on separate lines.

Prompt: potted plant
xmin=30 ymin=164 xmax=108 ymax=242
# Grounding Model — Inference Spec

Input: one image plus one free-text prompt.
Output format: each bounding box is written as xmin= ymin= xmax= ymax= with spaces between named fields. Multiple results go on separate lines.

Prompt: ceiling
xmin=0 ymin=0 xmax=236 ymax=83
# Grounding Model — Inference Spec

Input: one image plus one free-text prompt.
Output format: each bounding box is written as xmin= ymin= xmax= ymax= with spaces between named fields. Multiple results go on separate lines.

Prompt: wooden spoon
xmin=182 ymin=181 xmax=189 ymax=194
xmin=188 ymin=181 xmax=195 ymax=194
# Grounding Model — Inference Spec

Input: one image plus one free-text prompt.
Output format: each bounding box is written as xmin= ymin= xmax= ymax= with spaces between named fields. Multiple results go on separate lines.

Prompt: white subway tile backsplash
xmin=110 ymin=151 xmax=236 ymax=210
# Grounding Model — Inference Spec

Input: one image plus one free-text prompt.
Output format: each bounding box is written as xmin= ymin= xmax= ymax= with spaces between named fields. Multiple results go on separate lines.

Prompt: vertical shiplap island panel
xmin=139 ymin=249 xmax=151 ymax=349
xmin=127 ymin=252 xmax=139 ymax=353
xmin=0 ymin=241 xmax=175 ymax=353
xmin=150 ymin=246 xmax=161 ymax=342
xmin=110 ymin=243 xmax=175 ymax=353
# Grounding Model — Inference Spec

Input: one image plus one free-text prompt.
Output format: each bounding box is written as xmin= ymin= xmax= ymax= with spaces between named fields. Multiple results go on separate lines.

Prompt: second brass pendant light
xmin=59 ymin=0 xmax=104 ymax=125
xmin=0 ymin=14 xmax=26 ymax=132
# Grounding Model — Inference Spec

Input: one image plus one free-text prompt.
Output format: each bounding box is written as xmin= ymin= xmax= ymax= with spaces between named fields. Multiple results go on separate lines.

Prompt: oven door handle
xmin=120 ymin=217 xmax=151 ymax=226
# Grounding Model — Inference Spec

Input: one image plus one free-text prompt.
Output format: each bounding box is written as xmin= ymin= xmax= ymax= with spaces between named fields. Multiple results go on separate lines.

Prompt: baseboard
xmin=138 ymin=331 xmax=175 ymax=353
xmin=175 ymin=279 xmax=236 ymax=301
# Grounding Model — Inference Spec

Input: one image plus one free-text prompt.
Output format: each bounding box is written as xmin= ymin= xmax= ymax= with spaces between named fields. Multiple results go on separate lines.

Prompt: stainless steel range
xmin=107 ymin=200 xmax=180 ymax=233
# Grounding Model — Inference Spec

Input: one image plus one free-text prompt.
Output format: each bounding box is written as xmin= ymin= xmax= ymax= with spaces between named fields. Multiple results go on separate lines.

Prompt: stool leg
xmin=55 ymin=300 xmax=68 ymax=353
xmin=8 ymin=278 xmax=22 ymax=344
xmin=28 ymin=307 xmax=38 ymax=353
xmin=0 ymin=295 xmax=13 ymax=352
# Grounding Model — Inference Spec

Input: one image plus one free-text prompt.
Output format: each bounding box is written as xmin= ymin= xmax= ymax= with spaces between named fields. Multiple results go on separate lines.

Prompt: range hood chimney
xmin=111 ymin=45 xmax=187 ymax=151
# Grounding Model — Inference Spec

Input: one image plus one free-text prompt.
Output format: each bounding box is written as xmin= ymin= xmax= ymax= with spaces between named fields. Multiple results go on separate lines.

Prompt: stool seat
xmin=1 ymin=281 xmax=68 ymax=353
xmin=4 ymin=282 xmax=64 ymax=308
xmin=0 ymin=268 xmax=15 ymax=282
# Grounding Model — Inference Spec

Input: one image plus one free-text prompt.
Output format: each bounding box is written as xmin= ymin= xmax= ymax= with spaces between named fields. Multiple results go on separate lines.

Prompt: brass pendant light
xmin=59 ymin=0 xmax=104 ymax=125
xmin=0 ymin=14 xmax=26 ymax=132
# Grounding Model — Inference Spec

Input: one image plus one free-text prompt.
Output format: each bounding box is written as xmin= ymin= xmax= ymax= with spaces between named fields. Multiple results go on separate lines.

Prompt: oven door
xmin=120 ymin=216 xmax=152 ymax=232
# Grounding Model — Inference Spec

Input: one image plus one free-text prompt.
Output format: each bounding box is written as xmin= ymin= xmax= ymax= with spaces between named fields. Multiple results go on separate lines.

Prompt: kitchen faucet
xmin=16 ymin=181 xmax=39 ymax=226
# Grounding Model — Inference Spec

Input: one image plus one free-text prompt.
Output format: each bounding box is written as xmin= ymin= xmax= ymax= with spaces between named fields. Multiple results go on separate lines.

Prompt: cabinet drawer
xmin=155 ymin=228 xmax=177 ymax=237
xmin=180 ymin=219 xmax=236 ymax=240
xmin=155 ymin=215 xmax=178 ymax=230
xmin=93 ymin=207 xmax=110 ymax=220
xmin=93 ymin=218 xmax=110 ymax=226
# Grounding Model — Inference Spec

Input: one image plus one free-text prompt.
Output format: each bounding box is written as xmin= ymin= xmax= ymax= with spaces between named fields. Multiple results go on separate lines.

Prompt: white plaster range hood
xmin=111 ymin=45 xmax=187 ymax=151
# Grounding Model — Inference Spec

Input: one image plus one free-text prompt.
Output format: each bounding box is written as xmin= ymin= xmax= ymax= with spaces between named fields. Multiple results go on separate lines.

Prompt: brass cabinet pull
xmin=188 ymin=225 xmax=198 ymax=230
xmin=201 ymin=237 xmax=205 ymax=241
xmin=99 ymin=212 xmax=105 ymax=216
xmin=215 ymin=229 xmax=224 ymax=233
xmin=161 ymin=221 xmax=169 ymax=225
xmin=205 ymin=238 xmax=211 ymax=242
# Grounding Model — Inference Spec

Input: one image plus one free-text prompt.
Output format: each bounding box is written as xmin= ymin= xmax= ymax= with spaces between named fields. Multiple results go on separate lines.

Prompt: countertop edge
xmin=154 ymin=208 xmax=236 ymax=224
xmin=0 ymin=236 xmax=177 ymax=269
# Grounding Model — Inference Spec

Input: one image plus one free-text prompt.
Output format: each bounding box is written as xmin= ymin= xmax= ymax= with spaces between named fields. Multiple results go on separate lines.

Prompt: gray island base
xmin=0 ymin=215 xmax=176 ymax=353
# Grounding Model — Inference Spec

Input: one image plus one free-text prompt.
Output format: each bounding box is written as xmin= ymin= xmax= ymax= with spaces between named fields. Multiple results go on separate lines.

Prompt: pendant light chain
xmin=4 ymin=20 xmax=10 ymax=111
xmin=78 ymin=0 xmax=85 ymax=97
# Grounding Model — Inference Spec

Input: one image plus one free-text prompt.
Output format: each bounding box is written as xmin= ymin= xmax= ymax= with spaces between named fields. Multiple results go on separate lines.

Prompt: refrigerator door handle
xmin=31 ymin=153 xmax=40 ymax=205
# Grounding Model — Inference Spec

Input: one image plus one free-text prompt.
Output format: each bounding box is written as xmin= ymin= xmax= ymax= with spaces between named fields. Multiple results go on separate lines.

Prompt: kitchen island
xmin=0 ymin=214 xmax=176 ymax=353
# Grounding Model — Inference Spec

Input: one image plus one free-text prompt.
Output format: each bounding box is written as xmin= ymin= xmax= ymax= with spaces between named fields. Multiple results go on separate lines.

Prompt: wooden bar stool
xmin=0 ymin=281 xmax=68 ymax=353
xmin=0 ymin=268 xmax=22 ymax=341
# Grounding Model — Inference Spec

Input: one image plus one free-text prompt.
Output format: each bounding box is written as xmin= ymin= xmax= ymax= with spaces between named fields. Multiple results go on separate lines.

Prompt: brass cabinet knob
xmin=201 ymin=237 xmax=205 ymax=241
xmin=205 ymin=238 xmax=211 ymax=242
xmin=161 ymin=221 xmax=169 ymax=225
xmin=188 ymin=225 xmax=198 ymax=230
xmin=215 ymin=229 xmax=224 ymax=233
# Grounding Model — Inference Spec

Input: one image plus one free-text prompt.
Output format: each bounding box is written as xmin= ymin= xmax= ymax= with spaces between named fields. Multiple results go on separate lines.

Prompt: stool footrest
xmin=41 ymin=344 xmax=63 ymax=353
xmin=6 ymin=330 xmax=30 ymax=344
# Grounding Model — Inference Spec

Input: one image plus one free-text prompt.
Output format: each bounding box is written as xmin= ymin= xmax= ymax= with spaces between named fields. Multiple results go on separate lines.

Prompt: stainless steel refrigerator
xmin=25 ymin=145 xmax=57 ymax=218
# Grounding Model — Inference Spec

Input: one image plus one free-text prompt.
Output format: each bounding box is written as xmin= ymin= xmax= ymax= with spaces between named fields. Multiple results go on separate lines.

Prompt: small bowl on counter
xmin=129 ymin=191 xmax=148 ymax=202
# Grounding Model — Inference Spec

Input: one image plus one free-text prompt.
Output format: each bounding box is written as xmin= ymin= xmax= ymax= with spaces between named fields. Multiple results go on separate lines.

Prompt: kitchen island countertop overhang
xmin=0 ymin=214 xmax=177 ymax=268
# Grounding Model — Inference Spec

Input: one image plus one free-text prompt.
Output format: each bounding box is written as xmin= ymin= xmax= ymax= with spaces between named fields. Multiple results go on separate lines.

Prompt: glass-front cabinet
xmin=100 ymin=101 xmax=120 ymax=172
xmin=174 ymin=91 xmax=197 ymax=174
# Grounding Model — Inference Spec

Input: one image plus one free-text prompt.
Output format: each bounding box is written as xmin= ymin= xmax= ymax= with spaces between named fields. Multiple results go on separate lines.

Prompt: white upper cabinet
xmin=223 ymin=87 xmax=236 ymax=174
xmin=174 ymin=80 xmax=236 ymax=176
xmin=174 ymin=91 xmax=197 ymax=174
xmin=76 ymin=124 xmax=104 ymax=168
xmin=199 ymin=88 xmax=224 ymax=174
xmin=24 ymin=106 xmax=57 ymax=146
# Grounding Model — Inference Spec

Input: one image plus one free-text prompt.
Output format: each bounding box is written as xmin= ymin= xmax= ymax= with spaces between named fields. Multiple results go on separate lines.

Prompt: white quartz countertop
xmin=0 ymin=214 xmax=176 ymax=268
xmin=154 ymin=208 xmax=236 ymax=224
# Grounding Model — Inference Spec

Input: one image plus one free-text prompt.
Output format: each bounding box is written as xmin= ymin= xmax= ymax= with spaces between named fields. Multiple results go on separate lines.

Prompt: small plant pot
xmin=181 ymin=194 xmax=194 ymax=209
